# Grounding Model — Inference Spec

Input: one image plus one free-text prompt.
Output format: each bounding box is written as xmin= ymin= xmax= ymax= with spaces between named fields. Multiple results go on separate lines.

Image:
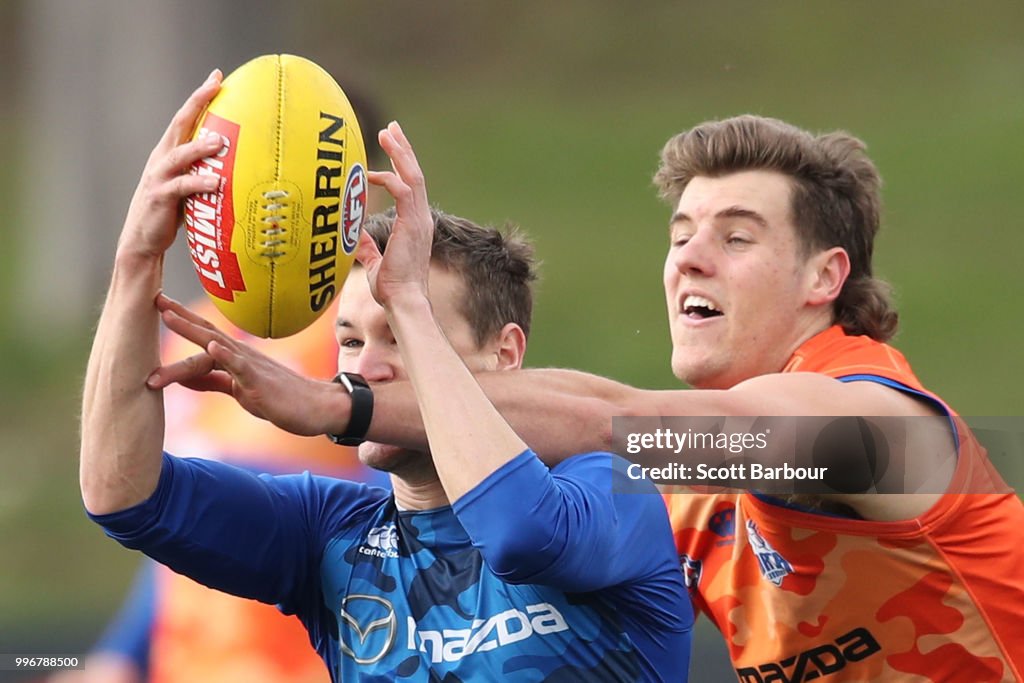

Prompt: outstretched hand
xmin=358 ymin=122 xmax=434 ymax=309
xmin=149 ymin=294 xmax=345 ymax=437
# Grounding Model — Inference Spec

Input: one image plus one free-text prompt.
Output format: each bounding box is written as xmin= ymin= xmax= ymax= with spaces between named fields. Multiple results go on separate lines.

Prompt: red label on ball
xmin=184 ymin=113 xmax=247 ymax=301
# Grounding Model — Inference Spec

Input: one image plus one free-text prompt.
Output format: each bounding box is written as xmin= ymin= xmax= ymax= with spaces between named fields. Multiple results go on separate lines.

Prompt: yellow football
xmin=184 ymin=54 xmax=367 ymax=338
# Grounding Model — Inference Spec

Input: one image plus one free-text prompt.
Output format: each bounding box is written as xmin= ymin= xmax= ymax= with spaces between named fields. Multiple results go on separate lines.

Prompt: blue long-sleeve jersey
xmin=90 ymin=449 xmax=692 ymax=681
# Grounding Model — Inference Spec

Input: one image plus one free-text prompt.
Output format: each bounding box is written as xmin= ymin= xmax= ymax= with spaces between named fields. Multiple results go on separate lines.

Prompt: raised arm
xmin=364 ymin=367 xmax=639 ymax=460
xmin=356 ymin=122 xmax=530 ymax=501
xmin=152 ymin=301 xmax=943 ymax=471
xmin=80 ymin=71 xmax=224 ymax=515
xmin=147 ymin=317 xmax=630 ymax=461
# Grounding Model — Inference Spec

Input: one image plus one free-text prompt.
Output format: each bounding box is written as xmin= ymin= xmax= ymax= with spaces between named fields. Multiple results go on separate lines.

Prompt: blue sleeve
xmin=452 ymin=449 xmax=669 ymax=592
xmin=91 ymin=560 xmax=156 ymax=673
xmin=88 ymin=453 xmax=387 ymax=615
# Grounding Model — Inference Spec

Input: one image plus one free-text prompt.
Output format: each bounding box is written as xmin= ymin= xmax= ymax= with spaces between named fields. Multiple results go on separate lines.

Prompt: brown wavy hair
xmin=654 ymin=115 xmax=898 ymax=342
xmin=362 ymin=208 xmax=538 ymax=346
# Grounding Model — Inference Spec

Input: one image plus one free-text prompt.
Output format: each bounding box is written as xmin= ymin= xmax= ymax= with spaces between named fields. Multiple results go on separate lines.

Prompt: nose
xmin=669 ymin=231 xmax=716 ymax=278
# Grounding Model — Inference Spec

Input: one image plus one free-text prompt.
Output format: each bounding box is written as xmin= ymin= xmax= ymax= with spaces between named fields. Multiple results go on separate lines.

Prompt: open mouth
xmin=682 ymin=294 xmax=723 ymax=321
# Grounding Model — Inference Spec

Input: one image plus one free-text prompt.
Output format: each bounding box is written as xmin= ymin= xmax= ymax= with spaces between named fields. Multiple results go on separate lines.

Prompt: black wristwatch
xmin=326 ymin=372 xmax=374 ymax=446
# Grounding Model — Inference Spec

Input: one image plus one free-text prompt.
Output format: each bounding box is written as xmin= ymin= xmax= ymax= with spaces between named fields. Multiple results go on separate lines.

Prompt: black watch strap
xmin=327 ymin=372 xmax=374 ymax=446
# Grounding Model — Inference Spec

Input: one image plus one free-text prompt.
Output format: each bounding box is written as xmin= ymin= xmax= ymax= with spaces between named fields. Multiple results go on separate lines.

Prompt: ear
xmin=491 ymin=322 xmax=527 ymax=370
xmin=806 ymin=247 xmax=851 ymax=306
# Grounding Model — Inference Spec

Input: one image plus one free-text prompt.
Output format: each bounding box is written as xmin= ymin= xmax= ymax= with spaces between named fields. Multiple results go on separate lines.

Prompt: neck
xmin=781 ymin=314 xmax=836 ymax=367
xmin=389 ymin=461 xmax=450 ymax=511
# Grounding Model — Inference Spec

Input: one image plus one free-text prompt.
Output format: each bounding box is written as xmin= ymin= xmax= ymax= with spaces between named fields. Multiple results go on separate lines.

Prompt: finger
xmin=161 ymin=308 xmax=235 ymax=354
xmin=387 ymin=120 xmax=412 ymax=147
xmin=382 ymin=121 xmax=418 ymax=170
xmin=155 ymin=172 xmax=221 ymax=205
xmin=377 ymin=124 xmax=420 ymax=173
xmin=366 ymin=169 xmax=396 ymax=185
xmin=155 ymin=292 xmax=181 ymax=312
xmin=146 ymin=352 xmax=217 ymax=389
xmin=206 ymin=339 xmax=251 ymax=384
xmin=179 ymin=371 xmax=235 ymax=394
xmin=139 ymin=171 xmax=218 ymax=218
xmin=157 ymin=131 xmax=226 ymax=179
xmin=206 ymin=339 xmax=247 ymax=373
xmin=355 ymin=229 xmax=383 ymax=269
xmin=377 ymin=127 xmax=401 ymax=174
xmin=366 ymin=169 xmax=414 ymax=207
xmin=157 ymin=69 xmax=223 ymax=150
xmin=158 ymin=294 xmax=224 ymax=331
xmin=378 ymin=122 xmax=428 ymax=206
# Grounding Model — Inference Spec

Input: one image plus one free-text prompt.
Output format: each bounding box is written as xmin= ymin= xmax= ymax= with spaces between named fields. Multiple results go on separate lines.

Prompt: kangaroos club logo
xmin=746 ymin=520 xmax=793 ymax=587
xmin=680 ymin=554 xmax=703 ymax=592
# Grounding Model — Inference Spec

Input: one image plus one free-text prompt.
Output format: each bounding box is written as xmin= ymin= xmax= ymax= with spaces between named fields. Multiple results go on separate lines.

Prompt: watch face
xmin=336 ymin=372 xmax=368 ymax=393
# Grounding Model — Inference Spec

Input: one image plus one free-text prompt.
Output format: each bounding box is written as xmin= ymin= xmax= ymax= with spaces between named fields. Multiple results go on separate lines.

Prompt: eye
xmin=339 ymin=337 xmax=364 ymax=349
xmin=727 ymin=234 xmax=751 ymax=245
xmin=671 ymin=235 xmax=691 ymax=248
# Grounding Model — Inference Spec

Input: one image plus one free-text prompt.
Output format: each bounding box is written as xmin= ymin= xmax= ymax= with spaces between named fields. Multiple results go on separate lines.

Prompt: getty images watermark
xmin=611 ymin=416 xmax=1022 ymax=495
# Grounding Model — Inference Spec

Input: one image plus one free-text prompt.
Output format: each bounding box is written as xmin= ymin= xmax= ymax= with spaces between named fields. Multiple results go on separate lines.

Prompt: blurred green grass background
xmin=0 ymin=1 xmax=1021 ymax=676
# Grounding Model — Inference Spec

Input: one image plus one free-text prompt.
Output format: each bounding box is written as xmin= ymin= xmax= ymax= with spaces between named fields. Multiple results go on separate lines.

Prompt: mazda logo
xmin=338 ymin=594 xmax=397 ymax=664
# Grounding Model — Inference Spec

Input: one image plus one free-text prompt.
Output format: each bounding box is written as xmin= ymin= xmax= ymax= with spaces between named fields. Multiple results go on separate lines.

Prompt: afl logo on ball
xmin=341 ymin=163 xmax=367 ymax=255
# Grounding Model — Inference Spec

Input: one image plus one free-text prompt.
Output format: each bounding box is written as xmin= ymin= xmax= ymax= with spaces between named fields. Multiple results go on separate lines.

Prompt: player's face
xmin=663 ymin=170 xmax=824 ymax=389
xmin=335 ymin=264 xmax=494 ymax=472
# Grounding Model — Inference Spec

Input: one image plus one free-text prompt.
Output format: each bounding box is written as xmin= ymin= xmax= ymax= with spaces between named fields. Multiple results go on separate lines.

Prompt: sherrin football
xmin=184 ymin=54 xmax=367 ymax=338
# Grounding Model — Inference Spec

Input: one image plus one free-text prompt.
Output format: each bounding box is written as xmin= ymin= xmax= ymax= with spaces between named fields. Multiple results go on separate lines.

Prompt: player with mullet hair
xmin=152 ymin=113 xmax=1024 ymax=680
xmin=79 ymin=75 xmax=692 ymax=682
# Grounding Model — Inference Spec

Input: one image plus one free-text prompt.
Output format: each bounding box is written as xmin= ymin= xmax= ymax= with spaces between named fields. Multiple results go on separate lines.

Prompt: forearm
xmin=80 ymin=71 xmax=224 ymax=514
xmin=80 ymin=251 xmax=165 ymax=514
xmin=366 ymin=367 xmax=631 ymax=463
xmin=388 ymin=294 xmax=528 ymax=500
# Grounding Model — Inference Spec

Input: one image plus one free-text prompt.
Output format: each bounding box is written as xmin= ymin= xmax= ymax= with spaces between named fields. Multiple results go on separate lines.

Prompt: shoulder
xmin=729 ymin=371 xmax=942 ymax=418
xmin=264 ymin=468 xmax=388 ymax=501
xmin=551 ymin=451 xmax=642 ymax=482
xmin=264 ymin=469 xmax=392 ymax=529
xmin=552 ymin=452 xmax=665 ymax=507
